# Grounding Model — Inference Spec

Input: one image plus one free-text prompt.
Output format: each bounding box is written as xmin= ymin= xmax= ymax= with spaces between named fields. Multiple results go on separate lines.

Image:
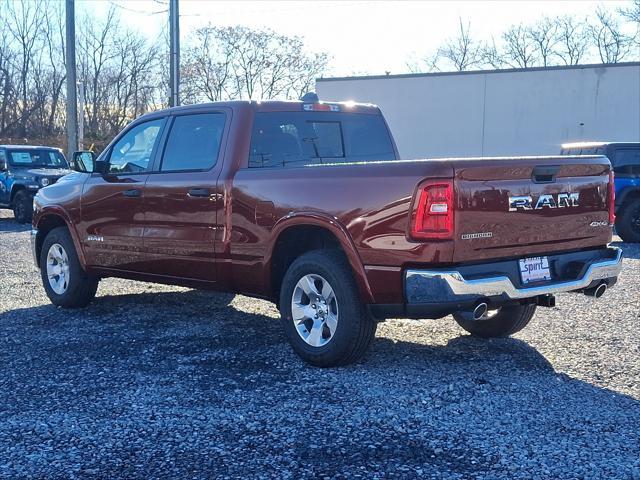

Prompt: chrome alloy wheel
xmin=46 ymin=243 xmax=70 ymax=295
xmin=291 ymin=274 xmax=338 ymax=347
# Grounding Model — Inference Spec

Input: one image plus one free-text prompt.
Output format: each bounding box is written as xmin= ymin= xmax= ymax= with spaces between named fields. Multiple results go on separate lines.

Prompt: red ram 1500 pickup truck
xmin=32 ymin=96 xmax=623 ymax=366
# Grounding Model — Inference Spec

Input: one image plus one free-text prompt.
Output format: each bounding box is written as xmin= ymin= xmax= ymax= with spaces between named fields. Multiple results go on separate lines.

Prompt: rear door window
xmin=248 ymin=112 xmax=396 ymax=168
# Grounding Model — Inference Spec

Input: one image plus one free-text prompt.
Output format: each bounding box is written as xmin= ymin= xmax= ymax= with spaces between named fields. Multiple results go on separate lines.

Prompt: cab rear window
xmin=248 ymin=112 xmax=396 ymax=168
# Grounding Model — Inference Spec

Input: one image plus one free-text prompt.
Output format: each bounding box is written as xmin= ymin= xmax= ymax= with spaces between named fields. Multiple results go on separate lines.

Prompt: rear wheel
xmin=453 ymin=303 xmax=536 ymax=338
xmin=12 ymin=190 xmax=33 ymax=224
xmin=40 ymin=227 xmax=99 ymax=308
xmin=279 ymin=250 xmax=376 ymax=367
xmin=616 ymin=197 xmax=640 ymax=243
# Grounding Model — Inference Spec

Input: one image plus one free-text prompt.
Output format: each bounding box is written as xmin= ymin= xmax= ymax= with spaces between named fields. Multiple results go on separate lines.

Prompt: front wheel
xmin=616 ymin=197 xmax=640 ymax=243
xmin=12 ymin=190 xmax=33 ymax=224
xmin=279 ymin=250 xmax=376 ymax=367
xmin=453 ymin=303 xmax=536 ymax=338
xmin=40 ymin=227 xmax=99 ymax=308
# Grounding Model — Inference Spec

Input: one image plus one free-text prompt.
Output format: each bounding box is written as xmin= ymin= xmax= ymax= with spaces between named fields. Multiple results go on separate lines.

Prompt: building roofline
xmin=317 ymin=61 xmax=640 ymax=83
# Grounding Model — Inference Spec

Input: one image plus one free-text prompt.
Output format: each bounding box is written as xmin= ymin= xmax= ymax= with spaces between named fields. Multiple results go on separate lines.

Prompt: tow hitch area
xmin=536 ymin=294 xmax=556 ymax=308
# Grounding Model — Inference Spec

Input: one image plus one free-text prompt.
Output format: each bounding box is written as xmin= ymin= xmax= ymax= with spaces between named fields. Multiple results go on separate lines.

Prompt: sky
xmin=79 ymin=0 xmax=634 ymax=77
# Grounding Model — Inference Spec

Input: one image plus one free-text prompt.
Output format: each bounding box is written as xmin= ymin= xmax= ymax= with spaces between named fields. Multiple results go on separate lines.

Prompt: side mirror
xmin=0 ymin=158 xmax=6 ymax=172
xmin=72 ymin=151 xmax=95 ymax=172
xmin=72 ymin=150 xmax=108 ymax=174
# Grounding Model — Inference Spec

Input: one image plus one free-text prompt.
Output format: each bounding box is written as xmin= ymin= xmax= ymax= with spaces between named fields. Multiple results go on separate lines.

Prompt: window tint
xmin=108 ymin=118 xmax=164 ymax=174
xmin=161 ymin=113 xmax=225 ymax=172
xmin=612 ymin=148 xmax=640 ymax=176
xmin=248 ymin=112 xmax=396 ymax=168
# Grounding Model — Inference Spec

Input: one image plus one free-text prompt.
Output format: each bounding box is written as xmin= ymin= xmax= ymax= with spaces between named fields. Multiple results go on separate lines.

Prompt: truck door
xmin=141 ymin=110 xmax=228 ymax=282
xmin=77 ymin=117 xmax=166 ymax=271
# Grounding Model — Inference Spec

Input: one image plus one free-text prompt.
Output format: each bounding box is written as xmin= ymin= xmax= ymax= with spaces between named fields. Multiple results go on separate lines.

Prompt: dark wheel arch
xmin=616 ymin=195 xmax=640 ymax=243
xmin=12 ymin=189 xmax=33 ymax=223
xmin=34 ymin=214 xmax=72 ymax=268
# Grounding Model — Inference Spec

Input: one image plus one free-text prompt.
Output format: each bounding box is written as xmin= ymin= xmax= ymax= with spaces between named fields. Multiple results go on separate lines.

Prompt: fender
xmin=10 ymin=183 xmax=29 ymax=202
xmin=265 ymin=211 xmax=375 ymax=304
xmin=34 ymin=205 xmax=87 ymax=269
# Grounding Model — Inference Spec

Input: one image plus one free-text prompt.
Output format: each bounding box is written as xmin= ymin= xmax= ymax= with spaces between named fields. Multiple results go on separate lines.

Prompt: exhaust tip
xmin=473 ymin=302 xmax=488 ymax=320
xmin=585 ymin=282 xmax=607 ymax=298
xmin=594 ymin=283 xmax=607 ymax=298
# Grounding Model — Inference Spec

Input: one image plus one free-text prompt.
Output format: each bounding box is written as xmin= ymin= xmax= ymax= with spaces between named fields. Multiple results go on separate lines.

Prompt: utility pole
xmin=77 ymin=82 xmax=84 ymax=150
xmin=65 ymin=0 xmax=78 ymax=156
xmin=169 ymin=0 xmax=180 ymax=107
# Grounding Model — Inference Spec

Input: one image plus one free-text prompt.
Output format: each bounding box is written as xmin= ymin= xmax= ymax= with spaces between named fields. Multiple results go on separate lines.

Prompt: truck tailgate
xmin=452 ymin=156 xmax=612 ymax=262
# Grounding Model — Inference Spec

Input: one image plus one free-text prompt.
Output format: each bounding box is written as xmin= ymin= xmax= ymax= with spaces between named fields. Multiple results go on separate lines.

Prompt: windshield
xmin=8 ymin=149 xmax=69 ymax=169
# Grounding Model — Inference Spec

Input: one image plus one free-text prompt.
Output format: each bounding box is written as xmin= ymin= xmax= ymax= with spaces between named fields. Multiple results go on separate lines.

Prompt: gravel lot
xmin=0 ymin=209 xmax=639 ymax=479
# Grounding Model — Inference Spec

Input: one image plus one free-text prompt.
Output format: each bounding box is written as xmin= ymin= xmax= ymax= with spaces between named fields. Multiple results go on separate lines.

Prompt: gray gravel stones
xmin=1 ymin=210 xmax=639 ymax=479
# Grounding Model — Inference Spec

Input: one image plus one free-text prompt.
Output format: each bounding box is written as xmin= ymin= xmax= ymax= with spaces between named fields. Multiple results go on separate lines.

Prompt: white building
xmin=316 ymin=62 xmax=640 ymax=159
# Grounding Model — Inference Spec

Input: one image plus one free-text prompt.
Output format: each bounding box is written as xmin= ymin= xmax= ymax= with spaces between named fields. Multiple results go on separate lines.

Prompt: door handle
xmin=122 ymin=188 xmax=142 ymax=198
xmin=187 ymin=188 xmax=210 ymax=198
xmin=532 ymin=165 xmax=561 ymax=184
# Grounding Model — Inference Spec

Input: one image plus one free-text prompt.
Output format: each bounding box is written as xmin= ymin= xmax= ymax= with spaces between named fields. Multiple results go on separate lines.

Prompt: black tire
xmin=40 ymin=226 xmax=99 ymax=308
xmin=616 ymin=197 xmax=640 ymax=243
xmin=12 ymin=190 xmax=33 ymax=224
xmin=279 ymin=250 xmax=377 ymax=367
xmin=453 ymin=303 xmax=536 ymax=338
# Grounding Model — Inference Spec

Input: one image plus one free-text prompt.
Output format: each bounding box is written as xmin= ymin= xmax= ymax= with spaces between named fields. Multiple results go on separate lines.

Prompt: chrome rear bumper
xmin=405 ymin=247 xmax=622 ymax=303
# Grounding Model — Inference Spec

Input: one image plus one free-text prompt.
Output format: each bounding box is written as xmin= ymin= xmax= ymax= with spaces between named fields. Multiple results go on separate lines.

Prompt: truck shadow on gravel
xmin=1 ymin=289 xmax=639 ymax=478
xmin=0 ymin=215 xmax=29 ymax=233
xmin=612 ymin=240 xmax=640 ymax=259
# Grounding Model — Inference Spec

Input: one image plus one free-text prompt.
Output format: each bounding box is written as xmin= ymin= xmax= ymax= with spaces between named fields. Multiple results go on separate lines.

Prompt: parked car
xmin=31 ymin=96 xmax=622 ymax=366
xmin=561 ymin=142 xmax=640 ymax=242
xmin=0 ymin=145 xmax=71 ymax=223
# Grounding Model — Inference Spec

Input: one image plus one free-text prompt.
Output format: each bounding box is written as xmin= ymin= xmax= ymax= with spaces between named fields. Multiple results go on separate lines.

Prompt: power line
xmin=108 ymin=1 xmax=167 ymax=16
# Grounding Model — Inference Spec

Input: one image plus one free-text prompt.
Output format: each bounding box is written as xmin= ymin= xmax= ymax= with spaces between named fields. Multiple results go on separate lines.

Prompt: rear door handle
xmin=187 ymin=188 xmax=210 ymax=198
xmin=122 ymin=188 xmax=142 ymax=198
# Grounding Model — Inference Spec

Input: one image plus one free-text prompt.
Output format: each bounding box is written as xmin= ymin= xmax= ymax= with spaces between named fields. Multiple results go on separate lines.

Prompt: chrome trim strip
xmin=405 ymin=248 xmax=622 ymax=303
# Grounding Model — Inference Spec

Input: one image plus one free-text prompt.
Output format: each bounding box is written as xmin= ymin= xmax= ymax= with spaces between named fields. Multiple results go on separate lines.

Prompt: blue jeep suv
xmin=0 ymin=145 xmax=71 ymax=223
xmin=561 ymin=142 xmax=640 ymax=243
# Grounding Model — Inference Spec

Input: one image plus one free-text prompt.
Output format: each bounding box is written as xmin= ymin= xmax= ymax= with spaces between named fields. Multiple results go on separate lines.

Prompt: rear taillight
xmin=411 ymin=180 xmax=454 ymax=240
xmin=608 ymin=170 xmax=615 ymax=225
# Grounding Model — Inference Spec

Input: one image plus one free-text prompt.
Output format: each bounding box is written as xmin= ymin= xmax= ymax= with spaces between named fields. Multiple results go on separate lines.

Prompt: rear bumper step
xmin=405 ymin=247 xmax=622 ymax=303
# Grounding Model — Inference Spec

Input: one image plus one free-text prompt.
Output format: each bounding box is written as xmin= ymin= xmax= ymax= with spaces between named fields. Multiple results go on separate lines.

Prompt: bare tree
xmin=501 ymin=24 xmax=539 ymax=68
xmin=553 ymin=16 xmax=590 ymax=65
xmin=435 ymin=18 xmax=484 ymax=71
xmin=77 ymin=7 xmax=119 ymax=137
xmin=619 ymin=0 xmax=640 ymax=50
xmin=182 ymin=26 xmax=235 ymax=103
xmin=481 ymin=38 xmax=505 ymax=69
xmin=5 ymin=0 xmax=45 ymax=136
xmin=182 ymin=25 xmax=328 ymax=102
xmin=41 ymin=5 xmax=66 ymax=135
xmin=0 ymin=26 xmax=16 ymax=135
xmin=527 ymin=17 xmax=559 ymax=66
xmin=589 ymin=7 xmax=633 ymax=63
xmin=620 ymin=0 xmax=640 ymax=23
xmin=107 ymin=31 xmax=160 ymax=132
